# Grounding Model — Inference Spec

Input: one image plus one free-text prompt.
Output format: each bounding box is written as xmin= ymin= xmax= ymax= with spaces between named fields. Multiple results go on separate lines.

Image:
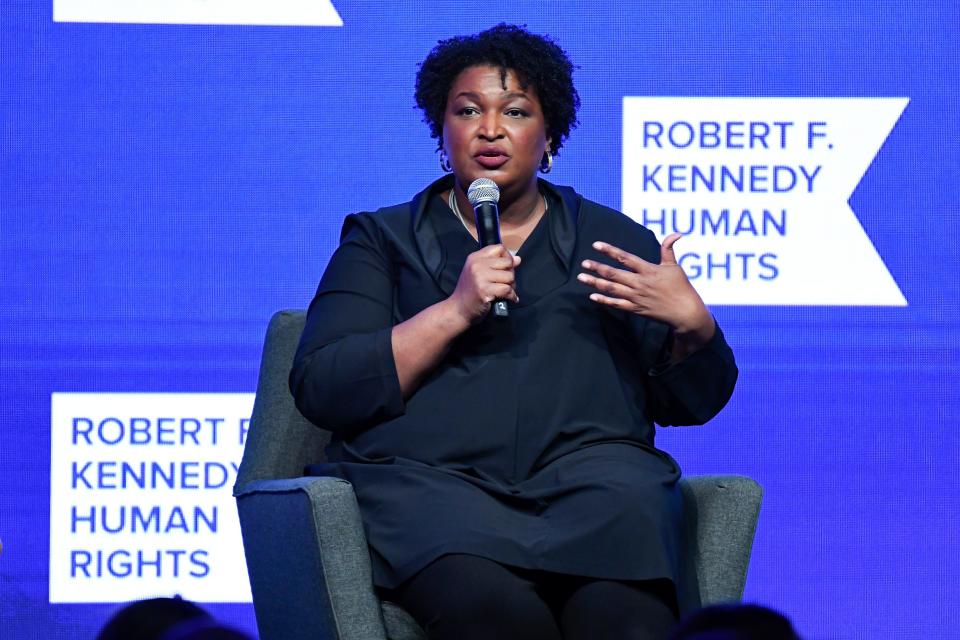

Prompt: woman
xmin=290 ymin=24 xmax=737 ymax=640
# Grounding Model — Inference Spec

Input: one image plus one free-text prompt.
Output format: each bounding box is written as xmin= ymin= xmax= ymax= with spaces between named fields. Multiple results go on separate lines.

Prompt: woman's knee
xmin=389 ymin=555 xmax=561 ymax=640
xmin=560 ymin=578 xmax=678 ymax=640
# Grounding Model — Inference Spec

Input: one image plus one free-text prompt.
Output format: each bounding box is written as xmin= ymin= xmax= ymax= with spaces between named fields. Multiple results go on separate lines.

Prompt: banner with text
xmin=622 ymin=97 xmax=908 ymax=305
xmin=49 ymin=393 xmax=254 ymax=603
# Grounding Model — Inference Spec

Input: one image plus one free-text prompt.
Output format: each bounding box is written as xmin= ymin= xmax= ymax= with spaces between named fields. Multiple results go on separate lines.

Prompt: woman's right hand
xmin=449 ymin=244 xmax=521 ymax=325
xmin=392 ymin=244 xmax=519 ymax=397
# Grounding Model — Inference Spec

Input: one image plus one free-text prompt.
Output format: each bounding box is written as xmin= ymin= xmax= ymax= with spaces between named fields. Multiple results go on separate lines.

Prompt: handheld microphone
xmin=467 ymin=178 xmax=509 ymax=318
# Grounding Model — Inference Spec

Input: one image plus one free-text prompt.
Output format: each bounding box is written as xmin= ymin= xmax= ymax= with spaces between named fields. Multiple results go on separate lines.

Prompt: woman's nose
xmin=477 ymin=112 xmax=504 ymax=139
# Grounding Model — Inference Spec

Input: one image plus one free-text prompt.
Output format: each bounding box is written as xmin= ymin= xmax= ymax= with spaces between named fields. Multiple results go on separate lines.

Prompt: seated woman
xmin=290 ymin=24 xmax=737 ymax=640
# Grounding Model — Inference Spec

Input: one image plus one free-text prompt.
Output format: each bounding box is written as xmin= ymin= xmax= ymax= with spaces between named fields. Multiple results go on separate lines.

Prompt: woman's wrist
xmin=435 ymin=297 xmax=474 ymax=336
xmin=391 ymin=298 xmax=472 ymax=398
xmin=670 ymin=308 xmax=716 ymax=360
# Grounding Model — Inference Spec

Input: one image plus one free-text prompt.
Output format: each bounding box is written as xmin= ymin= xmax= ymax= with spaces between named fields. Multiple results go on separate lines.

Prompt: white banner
xmin=53 ymin=0 xmax=343 ymax=26
xmin=622 ymin=97 xmax=909 ymax=305
xmin=49 ymin=393 xmax=254 ymax=603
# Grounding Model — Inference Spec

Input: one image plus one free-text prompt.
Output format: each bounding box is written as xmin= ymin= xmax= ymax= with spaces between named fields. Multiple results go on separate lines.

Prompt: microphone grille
xmin=467 ymin=178 xmax=500 ymax=205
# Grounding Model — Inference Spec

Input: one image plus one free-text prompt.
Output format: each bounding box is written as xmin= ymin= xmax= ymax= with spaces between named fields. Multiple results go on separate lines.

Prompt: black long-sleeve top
xmin=290 ymin=175 xmax=737 ymax=614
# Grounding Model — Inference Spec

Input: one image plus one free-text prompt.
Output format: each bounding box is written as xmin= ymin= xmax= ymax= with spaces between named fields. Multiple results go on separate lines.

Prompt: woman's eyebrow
xmin=452 ymin=91 xmax=532 ymax=101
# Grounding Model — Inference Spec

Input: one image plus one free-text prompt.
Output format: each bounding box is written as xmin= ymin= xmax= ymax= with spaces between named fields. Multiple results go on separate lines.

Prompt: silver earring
xmin=439 ymin=150 xmax=453 ymax=173
xmin=540 ymin=150 xmax=553 ymax=174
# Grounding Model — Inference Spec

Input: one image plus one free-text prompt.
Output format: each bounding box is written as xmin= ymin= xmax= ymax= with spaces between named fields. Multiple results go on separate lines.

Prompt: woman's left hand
xmin=577 ymin=233 xmax=716 ymax=353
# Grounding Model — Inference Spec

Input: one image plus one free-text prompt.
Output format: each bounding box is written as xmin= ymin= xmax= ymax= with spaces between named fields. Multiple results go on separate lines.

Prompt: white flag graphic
xmin=53 ymin=0 xmax=343 ymax=26
xmin=622 ymin=97 xmax=909 ymax=306
xmin=49 ymin=393 xmax=255 ymax=603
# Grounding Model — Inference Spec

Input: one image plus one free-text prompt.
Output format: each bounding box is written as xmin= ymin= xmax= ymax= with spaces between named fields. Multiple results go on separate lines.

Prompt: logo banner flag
xmin=622 ymin=97 xmax=909 ymax=306
xmin=53 ymin=0 xmax=343 ymax=26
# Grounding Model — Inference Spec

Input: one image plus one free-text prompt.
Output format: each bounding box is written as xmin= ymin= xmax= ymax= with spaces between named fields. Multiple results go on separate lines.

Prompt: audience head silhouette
xmin=96 ymin=596 xmax=251 ymax=640
xmin=669 ymin=603 xmax=802 ymax=640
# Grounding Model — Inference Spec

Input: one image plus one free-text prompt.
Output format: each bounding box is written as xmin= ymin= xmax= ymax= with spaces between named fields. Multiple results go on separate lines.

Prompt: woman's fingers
xmin=485 ymin=267 xmax=516 ymax=285
xmin=465 ymin=250 xmax=515 ymax=276
xmin=580 ymin=259 xmax=636 ymax=286
xmin=479 ymin=244 xmax=520 ymax=263
xmin=584 ymin=236 xmax=713 ymax=346
xmin=479 ymin=243 xmax=510 ymax=257
xmin=577 ymin=272 xmax=635 ymax=300
xmin=587 ymin=292 xmax=632 ymax=310
xmin=475 ymin=246 xmax=519 ymax=271
xmin=578 ymin=248 xmax=643 ymax=309
xmin=581 ymin=237 xmax=697 ymax=323
xmin=591 ymin=242 xmax=652 ymax=273
xmin=660 ymin=233 xmax=682 ymax=266
xmin=487 ymin=283 xmax=519 ymax=303
xmin=452 ymin=245 xmax=522 ymax=323
xmin=489 ymin=256 xmax=517 ymax=270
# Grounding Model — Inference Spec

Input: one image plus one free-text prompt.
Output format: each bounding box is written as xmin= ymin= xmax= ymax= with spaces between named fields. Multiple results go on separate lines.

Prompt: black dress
xmin=290 ymin=175 xmax=737 ymax=614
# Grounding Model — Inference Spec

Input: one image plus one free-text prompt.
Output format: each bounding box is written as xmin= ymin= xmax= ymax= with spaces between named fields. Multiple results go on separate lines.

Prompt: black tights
xmin=382 ymin=554 xmax=678 ymax=640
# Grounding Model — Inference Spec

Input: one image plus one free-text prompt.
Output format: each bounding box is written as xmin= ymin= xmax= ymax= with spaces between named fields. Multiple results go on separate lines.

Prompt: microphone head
xmin=467 ymin=178 xmax=500 ymax=206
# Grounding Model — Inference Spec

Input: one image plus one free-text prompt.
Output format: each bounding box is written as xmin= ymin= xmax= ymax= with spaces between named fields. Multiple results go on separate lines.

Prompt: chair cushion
xmin=381 ymin=601 xmax=427 ymax=640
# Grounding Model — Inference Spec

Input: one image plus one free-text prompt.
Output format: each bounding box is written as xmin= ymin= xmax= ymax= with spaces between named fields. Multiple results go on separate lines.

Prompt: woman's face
xmin=442 ymin=65 xmax=550 ymax=201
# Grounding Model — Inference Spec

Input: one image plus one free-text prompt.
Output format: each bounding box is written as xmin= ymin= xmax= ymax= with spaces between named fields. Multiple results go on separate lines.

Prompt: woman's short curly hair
xmin=415 ymin=24 xmax=579 ymax=156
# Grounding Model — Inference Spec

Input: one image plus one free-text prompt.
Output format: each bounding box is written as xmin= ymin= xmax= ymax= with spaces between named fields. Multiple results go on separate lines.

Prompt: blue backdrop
xmin=2 ymin=1 xmax=958 ymax=637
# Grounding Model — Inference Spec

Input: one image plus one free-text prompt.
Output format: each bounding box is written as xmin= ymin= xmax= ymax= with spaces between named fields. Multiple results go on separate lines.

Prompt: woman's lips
xmin=475 ymin=153 xmax=509 ymax=169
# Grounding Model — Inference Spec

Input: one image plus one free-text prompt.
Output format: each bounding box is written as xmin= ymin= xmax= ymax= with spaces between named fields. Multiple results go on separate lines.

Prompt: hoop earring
xmin=540 ymin=150 xmax=553 ymax=174
xmin=439 ymin=150 xmax=453 ymax=173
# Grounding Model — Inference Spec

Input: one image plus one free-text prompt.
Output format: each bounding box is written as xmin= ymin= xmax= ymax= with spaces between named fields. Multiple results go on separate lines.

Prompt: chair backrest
xmin=234 ymin=310 xmax=324 ymax=494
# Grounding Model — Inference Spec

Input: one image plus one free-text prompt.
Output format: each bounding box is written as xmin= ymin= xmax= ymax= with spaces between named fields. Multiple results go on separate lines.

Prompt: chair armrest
xmin=680 ymin=475 xmax=763 ymax=604
xmin=236 ymin=476 xmax=387 ymax=640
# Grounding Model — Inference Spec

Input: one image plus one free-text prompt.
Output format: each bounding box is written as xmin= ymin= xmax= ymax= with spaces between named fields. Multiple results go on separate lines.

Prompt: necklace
xmin=447 ymin=189 xmax=547 ymax=254
xmin=447 ymin=189 xmax=472 ymax=233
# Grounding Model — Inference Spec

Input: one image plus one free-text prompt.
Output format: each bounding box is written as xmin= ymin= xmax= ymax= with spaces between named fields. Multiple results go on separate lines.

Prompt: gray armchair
xmin=234 ymin=310 xmax=762 ymax=640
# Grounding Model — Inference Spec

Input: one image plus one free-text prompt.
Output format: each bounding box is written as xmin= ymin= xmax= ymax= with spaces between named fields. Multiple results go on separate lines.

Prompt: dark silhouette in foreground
xmin=96 ymin=596 xmax=251 ymax=640
xmin=669 ymin=603 xmax=802 ymax=640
